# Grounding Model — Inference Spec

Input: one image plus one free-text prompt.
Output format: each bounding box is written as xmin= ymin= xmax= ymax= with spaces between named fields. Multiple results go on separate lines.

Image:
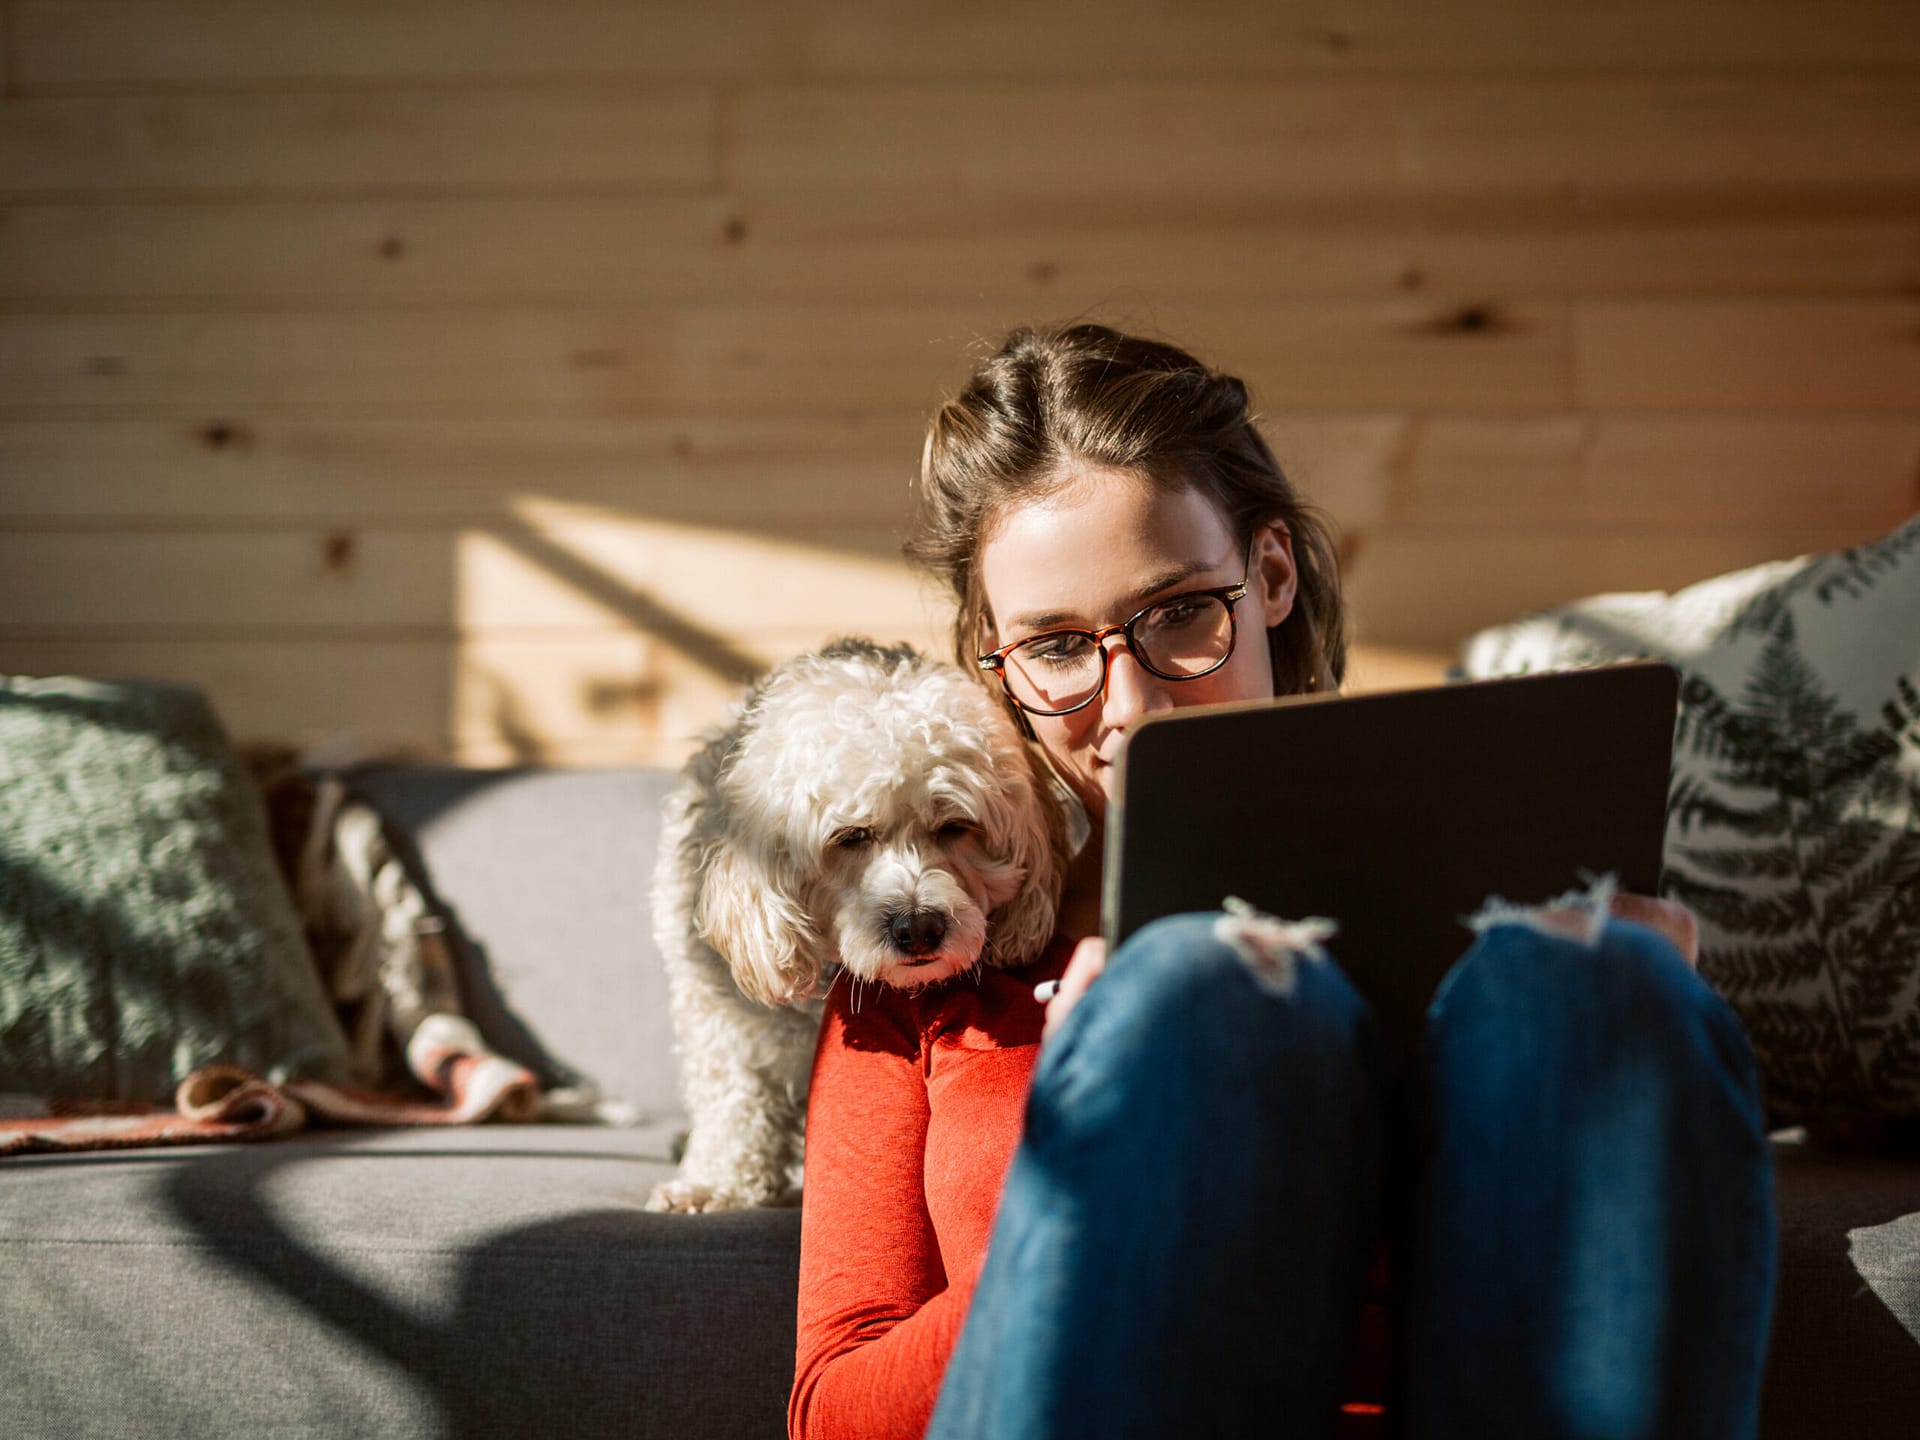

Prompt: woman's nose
xmin=1100 ymin=640 xmax=1174 ymax=728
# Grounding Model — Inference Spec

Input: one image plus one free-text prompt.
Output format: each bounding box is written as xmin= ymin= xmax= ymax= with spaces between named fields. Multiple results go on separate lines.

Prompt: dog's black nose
xmin=890 ymin=909 xmax=948 ymax=955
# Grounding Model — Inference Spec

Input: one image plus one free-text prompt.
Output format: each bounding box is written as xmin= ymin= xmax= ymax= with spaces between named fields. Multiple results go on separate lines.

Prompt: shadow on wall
xmin=482 ymin=521 xmax=766 ymax=690
xmin=453 ymin=517 xmax=923 ymax=765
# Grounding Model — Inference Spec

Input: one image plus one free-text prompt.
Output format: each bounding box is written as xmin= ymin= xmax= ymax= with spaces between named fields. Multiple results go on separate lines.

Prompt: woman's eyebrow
xmin=1007 ymin=557 xmax=1220 ymax=632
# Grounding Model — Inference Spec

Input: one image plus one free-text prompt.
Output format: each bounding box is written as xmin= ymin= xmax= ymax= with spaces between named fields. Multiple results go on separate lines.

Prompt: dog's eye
xmin=831 ymin=827 xmax=876 ymax=850
xmin=936 ymin=818 xmax=979 ymax=841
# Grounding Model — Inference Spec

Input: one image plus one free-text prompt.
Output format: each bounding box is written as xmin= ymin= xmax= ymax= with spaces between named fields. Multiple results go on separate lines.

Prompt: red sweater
xmin=788 ymin=944 xmax=1387 ymax=1440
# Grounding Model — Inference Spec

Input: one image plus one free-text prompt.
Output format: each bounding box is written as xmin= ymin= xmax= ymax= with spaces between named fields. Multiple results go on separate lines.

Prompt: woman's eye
xmin=1151 ymin=596 xmax=1205 ymax=628
xmin=1022 ymin=634 xmax=1092 ymax=667
xmin=831 ymin=827 xmax=875 ymax=849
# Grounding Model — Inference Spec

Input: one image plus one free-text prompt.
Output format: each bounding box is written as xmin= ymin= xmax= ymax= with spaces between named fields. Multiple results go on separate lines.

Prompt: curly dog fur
xmin=646 ymin=638 xmax=1065 ymax=1212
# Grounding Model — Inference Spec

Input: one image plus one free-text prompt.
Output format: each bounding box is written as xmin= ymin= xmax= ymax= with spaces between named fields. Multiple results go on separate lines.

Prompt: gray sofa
xmin=3 ymin=764 xmax=1916 ymax=1439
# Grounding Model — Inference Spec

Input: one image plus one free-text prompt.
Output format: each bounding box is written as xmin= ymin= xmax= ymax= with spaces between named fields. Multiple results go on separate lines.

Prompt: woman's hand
xmin=1041 ymin=937 xmax=1107 ymax=1041
xmin=1609 ymin=892 xmax=1700 ymax=967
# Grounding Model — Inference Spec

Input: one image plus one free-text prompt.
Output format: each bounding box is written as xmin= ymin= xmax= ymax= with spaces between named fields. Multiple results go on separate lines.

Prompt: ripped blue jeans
xmin=925 ymin=890 xmax=1777 ymax=1440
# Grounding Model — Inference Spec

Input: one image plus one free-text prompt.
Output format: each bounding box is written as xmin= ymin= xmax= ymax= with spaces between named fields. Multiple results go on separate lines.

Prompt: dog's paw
xmin=644 ymin=1176 xmax=801 ymax=1213
xmin=645 ymin=1179 xmax=725 ymax=1213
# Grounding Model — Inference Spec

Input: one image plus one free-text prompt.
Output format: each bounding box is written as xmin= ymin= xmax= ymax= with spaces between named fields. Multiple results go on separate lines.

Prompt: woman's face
xmin=977 ymin=468 xmax=1298 ymax=833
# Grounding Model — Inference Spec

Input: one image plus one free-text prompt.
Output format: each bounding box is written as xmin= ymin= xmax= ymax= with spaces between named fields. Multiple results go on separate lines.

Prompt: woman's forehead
xmin=979 ymin=477 xmax=1237 ymax=632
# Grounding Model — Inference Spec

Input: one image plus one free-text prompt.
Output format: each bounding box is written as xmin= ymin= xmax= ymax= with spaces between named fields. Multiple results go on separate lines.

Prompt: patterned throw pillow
xmin=0 ymin=675 xmax=353 ymax=1103
xmin=1458 ymin=514 xmax=1920 ymax=1123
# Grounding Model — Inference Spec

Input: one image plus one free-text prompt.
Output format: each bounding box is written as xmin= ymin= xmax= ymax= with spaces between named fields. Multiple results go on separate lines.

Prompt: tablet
xmin=1100 ymin=661 xmax=1679 ymax=1063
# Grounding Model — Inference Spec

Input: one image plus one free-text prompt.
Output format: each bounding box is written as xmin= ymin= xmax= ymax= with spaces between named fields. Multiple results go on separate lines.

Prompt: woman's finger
xmin=1042 ymin=937 xmax=1107 ymax=1041
xmin=1609 ymin=891 xmax=1701 ymax=968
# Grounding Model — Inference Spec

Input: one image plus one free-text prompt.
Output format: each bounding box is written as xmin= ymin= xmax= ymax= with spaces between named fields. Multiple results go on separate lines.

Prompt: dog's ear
xmin=984 ymin=750 xmax=1067 ymax=968
xmin=694 ymin=836 xmax=828 ymax=1006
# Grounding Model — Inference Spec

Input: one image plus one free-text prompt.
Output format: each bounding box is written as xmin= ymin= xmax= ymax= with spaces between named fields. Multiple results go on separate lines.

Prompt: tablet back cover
xmin=1102 ymin=663 xmax=1678 ymax=1063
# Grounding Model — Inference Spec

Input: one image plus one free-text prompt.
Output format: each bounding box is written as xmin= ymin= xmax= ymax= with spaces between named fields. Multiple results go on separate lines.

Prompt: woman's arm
xmin=789 ymin=984 xmax=977 ymax=1440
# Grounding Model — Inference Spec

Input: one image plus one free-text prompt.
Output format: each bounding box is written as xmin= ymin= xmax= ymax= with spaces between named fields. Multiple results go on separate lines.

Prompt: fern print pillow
xmin=1459 ymin=513 xmax=1920 ymax=1123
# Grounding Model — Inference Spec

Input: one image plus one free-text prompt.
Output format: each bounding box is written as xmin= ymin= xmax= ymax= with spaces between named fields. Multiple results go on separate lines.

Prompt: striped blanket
xmin=0 ymin=1022 xmax=541 ymax=1157
xmin=2 ymin=761 xmax=616 ymax=1158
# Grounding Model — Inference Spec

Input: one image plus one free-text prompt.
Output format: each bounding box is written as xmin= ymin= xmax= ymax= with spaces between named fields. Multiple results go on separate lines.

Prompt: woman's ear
xmin=1255 ymin=520 xmax=1298 ymax=629
xmin=693 ymin=836 xmax=826 ymax=1006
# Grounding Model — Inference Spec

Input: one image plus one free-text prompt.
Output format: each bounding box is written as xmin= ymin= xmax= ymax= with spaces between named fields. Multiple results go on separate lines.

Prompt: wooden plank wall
xmin=1 ymin=1 xmax=1917 ymax=765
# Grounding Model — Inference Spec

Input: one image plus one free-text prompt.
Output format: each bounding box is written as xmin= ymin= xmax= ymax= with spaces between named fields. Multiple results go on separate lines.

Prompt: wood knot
xmin=1027 ymin=260 xmax=1060 ymax=284
xmin=322 ymin=531 xmax=356 ymax=572
xmin=1322 ymin=29 xmax=1354 ymax=53
xmin=1420 ymin=302 xmax=1511 ymax=337
xmin=200 ymin=420 xmax=255 ymax=452
xmin=81 ymin=355 xmax=129 ymax=377
xmin=378 ymin=235 xmax=407 ymax=261
xmin=1398 ymin=266 xmax=1426 ymax=292
xmin=571 ymin=348 xmax=626 ymax=369
xmin=721 ymin=215 xmax=748 ymax=244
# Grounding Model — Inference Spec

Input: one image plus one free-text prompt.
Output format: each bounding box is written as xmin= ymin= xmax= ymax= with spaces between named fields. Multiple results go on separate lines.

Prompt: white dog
xmin=645 ymin=638 xmax=1066 ymax=1213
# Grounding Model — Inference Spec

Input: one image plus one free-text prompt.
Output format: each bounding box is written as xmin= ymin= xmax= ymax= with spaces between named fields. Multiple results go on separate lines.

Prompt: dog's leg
xmin=647 ymin=943 xmax=819 ymax=1213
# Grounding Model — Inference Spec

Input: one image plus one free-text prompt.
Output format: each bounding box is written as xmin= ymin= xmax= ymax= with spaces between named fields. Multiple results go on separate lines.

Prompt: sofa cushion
xmin=341 ymin=765 xmax=685 ymax=1120
xmin=1 ymin=1132 xmax=1910 ymax=1440
xmin=0 ymin=1125 xmax=801 ymax=1440
xmin=1459 ymin=515 xmax=1920 ymax=1123
xmin=0 ymin=675 xmax=352 ymax=1103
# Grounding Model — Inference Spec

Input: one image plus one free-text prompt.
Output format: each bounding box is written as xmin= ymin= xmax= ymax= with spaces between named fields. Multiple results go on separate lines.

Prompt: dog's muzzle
xmin=888 ymin=907 xmax=949 ymax=957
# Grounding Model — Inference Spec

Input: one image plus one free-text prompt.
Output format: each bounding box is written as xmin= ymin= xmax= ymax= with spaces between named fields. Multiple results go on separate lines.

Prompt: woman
xmin=789 ymin=324 xmax=1776 ymax=1440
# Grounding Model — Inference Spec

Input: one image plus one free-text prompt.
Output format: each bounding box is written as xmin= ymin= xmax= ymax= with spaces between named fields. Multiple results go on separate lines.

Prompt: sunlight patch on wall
xmin=447 ymin=498 xmax=949 ymax=765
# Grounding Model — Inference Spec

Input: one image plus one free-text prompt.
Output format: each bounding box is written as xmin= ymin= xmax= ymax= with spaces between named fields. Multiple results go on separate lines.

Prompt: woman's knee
xmin=1429 ymin=913 xmax=1762 ymax=1105
xmin=1108 ymin=910 xmax=1368 ymax=1043
xmin=1035 ymin=910 xmax=1377 ymax=1131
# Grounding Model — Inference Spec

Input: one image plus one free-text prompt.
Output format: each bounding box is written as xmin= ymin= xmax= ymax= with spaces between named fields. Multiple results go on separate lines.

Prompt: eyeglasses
xmin=977 ymin=541 xmax=1253 ymax=717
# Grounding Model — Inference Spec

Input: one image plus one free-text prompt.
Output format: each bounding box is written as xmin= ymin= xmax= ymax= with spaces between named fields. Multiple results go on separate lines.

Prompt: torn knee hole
xmin=1213 ymin=897 xmax=1338 ymax=996
xmin=1464 ymin=872 xmax=1619 ymax=949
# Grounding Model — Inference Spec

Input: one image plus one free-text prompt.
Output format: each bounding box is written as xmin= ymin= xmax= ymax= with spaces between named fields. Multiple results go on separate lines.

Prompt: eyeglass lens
xmin=1001 ymin=593 xmax=1235 ymax=715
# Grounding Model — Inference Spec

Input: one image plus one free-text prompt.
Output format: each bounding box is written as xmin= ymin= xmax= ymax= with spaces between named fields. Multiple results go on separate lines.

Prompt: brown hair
xmin=906 ymin=322 xmax=1348 ymax=699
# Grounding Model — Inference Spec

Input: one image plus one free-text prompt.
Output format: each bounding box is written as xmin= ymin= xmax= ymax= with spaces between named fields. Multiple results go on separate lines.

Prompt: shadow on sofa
xmin=1762 ymin=1140 xmax=1920 ymax=1436
xmin=152 ymin=1135 xmax=801 ymax=1439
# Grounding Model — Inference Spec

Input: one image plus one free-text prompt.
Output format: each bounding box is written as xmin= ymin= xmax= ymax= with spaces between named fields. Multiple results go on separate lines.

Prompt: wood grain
xmin=0 ymin=520 xmax=942 ymax=635
xmin=12 ymin=1 xmax=807 ymax=89
xmin=1577 ymin=300 xmax=1920 ymax=413
xmin=730 ymin=77 xmax=1920 ymax=200
xmin=1386 ymin=416 xmax=1920 ymax=526
xmin=0 ymin=88 xmax=714 ymax=195
xmin=14 ymin=1 xmax=1920 ymax=87
xmin=3 ymin=1 xmax=1916 ymax=765
xmin=0 ymin=414 xmax=927 ymax=523
xmin=0 ymin=413 xmax=1397 ymax=527
xmin=0 ymin=300 xmax=1571 ymax=415
xmin=1342 ymin=523 xmax=1903 ymax=648
xmin=0 ymin=628 xmax=936 ymax=767
xmin=0 ymin=632 xmax=1457 ymax=767
xmin=7 ymin=196 xmax=1919 ymax=307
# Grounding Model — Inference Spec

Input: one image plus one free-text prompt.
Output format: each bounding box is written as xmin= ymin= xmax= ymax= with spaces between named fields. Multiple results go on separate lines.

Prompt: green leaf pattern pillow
xmin=0 ymin=676 xmax=352 ymax=1103
xmin=1460 ymin=514 xmax=1920 ymax=1122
